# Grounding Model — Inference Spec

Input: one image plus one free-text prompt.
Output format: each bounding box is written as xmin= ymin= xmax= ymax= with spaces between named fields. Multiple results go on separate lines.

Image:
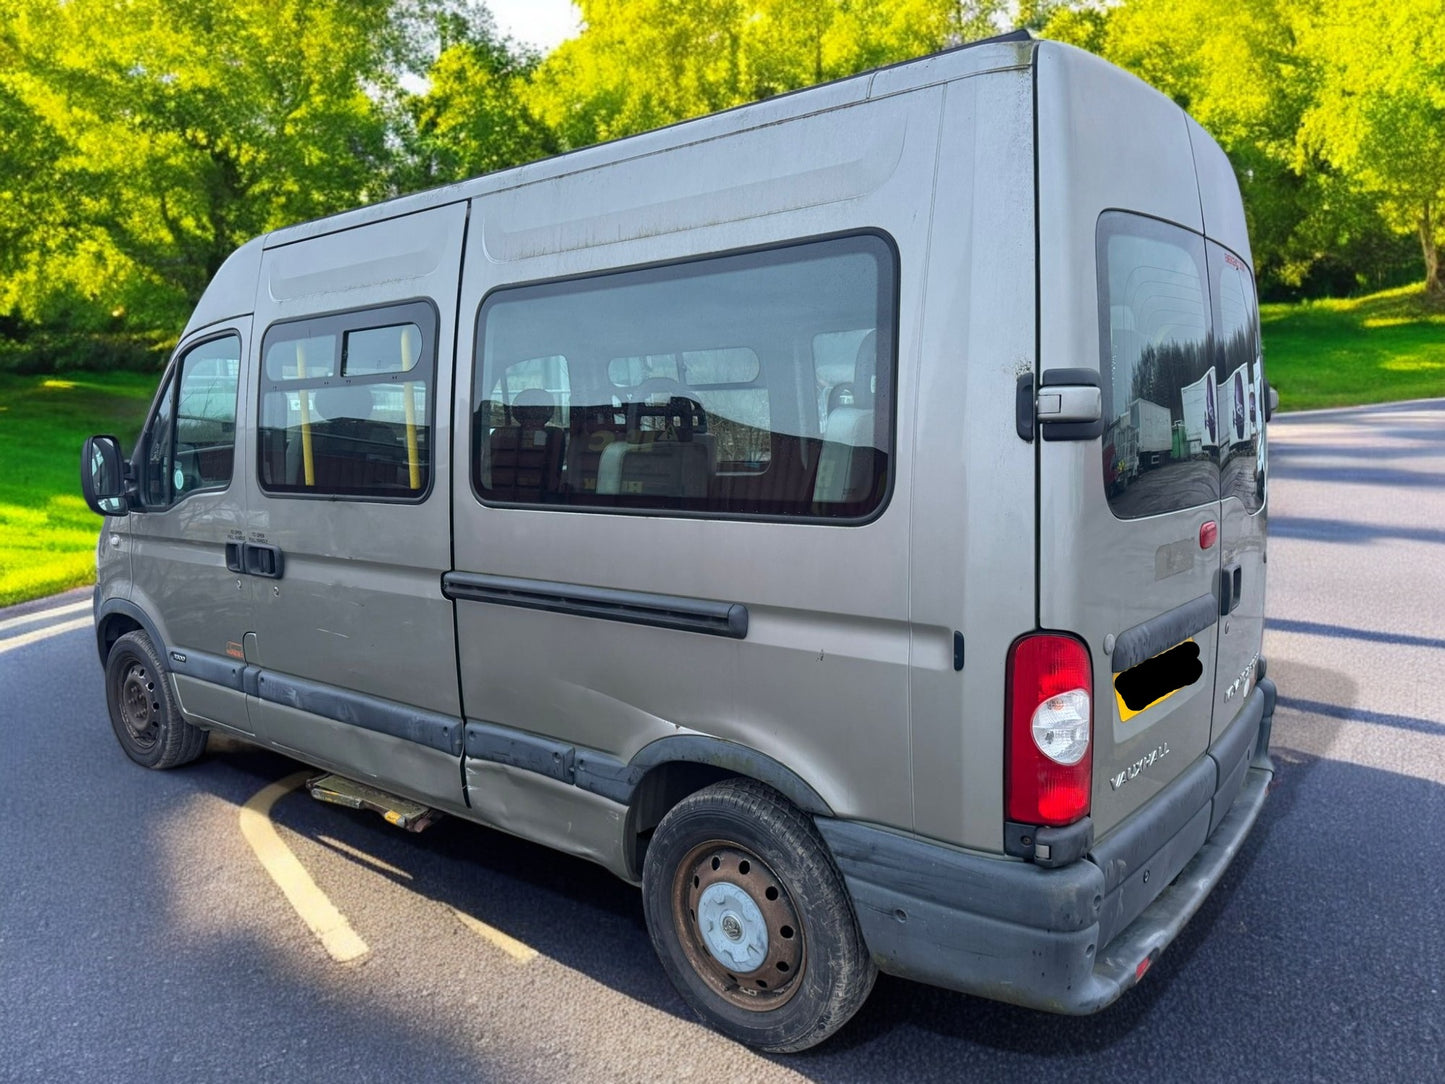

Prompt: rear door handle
xmin=224 ymin=541 xmax=245 ymax=574
xmin=243 ymin=543 xmax=284 ymax=579
xmin=1218 ymin=563 xmax=1242 ymax=615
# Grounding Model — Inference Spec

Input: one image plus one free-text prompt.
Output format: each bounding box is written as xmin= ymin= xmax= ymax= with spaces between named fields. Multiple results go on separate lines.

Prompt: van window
xmin=258 ymin=301 xmax=436 ymax=499
xmin=1096 ymin=212 xmax=1219 ymax=518
xmin=139 ymin=334 xmax=240 ymax=508
xmin=473 ymin=233 xmax=896 ymax=519
xmin=1210 ymin=243 xmax=1265 ymax=513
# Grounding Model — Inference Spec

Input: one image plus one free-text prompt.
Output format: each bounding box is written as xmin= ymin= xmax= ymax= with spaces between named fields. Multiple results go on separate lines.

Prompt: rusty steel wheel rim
xmin=117 ymin=659 xmax=160 ymax=748
xmin=672 ymin=840 xmax=805 ymax=1011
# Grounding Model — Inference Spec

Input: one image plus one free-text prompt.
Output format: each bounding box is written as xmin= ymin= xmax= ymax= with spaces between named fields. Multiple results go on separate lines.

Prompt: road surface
xmin=1 ymin=400 xmax=1441 ymax=1082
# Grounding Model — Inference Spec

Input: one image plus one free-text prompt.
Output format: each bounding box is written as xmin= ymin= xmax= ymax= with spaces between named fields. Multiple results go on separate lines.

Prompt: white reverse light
xmin=1031 ymin=689 xmax=1091 ymax=766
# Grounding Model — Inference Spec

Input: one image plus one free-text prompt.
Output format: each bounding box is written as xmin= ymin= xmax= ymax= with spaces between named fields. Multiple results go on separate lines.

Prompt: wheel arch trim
xmin=94 ymin=598 xmax=166 ymax=668
xmin=628 ymin=736 xmax=834 ymax=817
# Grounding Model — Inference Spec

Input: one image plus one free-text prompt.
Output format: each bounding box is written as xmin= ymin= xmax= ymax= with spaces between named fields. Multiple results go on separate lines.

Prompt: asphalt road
xmin=2 ymin=399 xmax=1442 ymax=1082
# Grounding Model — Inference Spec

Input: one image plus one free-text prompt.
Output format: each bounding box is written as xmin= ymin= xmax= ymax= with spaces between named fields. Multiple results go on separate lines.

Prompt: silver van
xmin=80 ymin=32 xmax=1277 ymax=1052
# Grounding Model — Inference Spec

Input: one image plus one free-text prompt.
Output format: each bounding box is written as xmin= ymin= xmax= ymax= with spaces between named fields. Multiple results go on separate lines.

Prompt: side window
xmin=1096 ymin=213 xmax=1220 ymax=518
xmin=138 ymin=334 xmax=240 ymax=509
xmin=473 ymin=233 xmax=896 ymax=520
xmin=258 ymin=301 xmax=436 ymax=500
xmin=1210 ymin=244 xmax=1265 ymax=513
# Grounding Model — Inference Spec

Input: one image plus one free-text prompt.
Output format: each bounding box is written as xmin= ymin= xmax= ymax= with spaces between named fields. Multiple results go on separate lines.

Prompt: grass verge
xmin=1262 ymin=283 xmax=1445 ymax=411
xmin=0 ymin=371 xmax=158 ymax=607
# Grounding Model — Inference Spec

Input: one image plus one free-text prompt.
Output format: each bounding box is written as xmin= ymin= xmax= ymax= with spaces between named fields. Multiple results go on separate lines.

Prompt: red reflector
xmin=1135 ymin=956 xmax=1153 ymax=981
xmin=1200 ymin=521 xmax=1218 ymax=549
xmin=1005 ymin=633 xmax=1093 ymax=827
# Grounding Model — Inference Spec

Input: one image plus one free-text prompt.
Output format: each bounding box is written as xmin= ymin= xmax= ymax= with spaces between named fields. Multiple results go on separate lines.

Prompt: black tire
xmin=642 ymin=778 xmax=876 ymax=1052
xmin=104 ymin=630 xmax=207 ymax=769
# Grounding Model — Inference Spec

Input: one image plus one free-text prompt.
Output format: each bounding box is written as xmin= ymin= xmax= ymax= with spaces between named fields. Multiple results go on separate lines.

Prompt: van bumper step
xmin=306 ymin=773 xmax=440 ymax=832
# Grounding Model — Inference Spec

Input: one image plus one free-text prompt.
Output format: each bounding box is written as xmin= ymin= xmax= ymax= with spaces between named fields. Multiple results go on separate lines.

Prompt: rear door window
xmin=1209 ymin=243 xmax=1265 ymax=513
xmin=1097 ymin=212 xmax=1219 ymax=517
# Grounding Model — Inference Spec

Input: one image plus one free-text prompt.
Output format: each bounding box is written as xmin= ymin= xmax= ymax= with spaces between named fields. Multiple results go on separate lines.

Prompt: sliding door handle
xmin=243 ymin=543 xmax=284 ymax=580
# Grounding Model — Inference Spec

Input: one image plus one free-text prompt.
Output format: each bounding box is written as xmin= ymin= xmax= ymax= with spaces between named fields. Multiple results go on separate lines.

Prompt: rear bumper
xmin=816 ymin=677 xmax=1276 ymax=1014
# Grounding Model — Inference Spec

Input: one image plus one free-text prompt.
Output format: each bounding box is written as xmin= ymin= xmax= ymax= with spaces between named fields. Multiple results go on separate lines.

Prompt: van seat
xmin=814 ymin=330 xmax=878 ymax=505
xmin=596 ymin=438 xmax=712 ymax=498
xmin=563 ymin=406 xmax=627 ymax=494
xmin=309 ymin=385 xmax=406 ymax=491
xmin=483 ymin=388 xmax=564 ymax=502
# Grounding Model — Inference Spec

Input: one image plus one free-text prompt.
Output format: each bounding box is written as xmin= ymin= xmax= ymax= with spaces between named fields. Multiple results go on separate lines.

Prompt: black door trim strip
xmin=1112 ymin=593 xmax=1218 ymax=673
xmin=442 ymin=571 xmax=749 ymax=639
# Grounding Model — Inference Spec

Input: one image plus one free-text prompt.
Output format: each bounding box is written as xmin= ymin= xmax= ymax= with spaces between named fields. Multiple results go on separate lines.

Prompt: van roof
xmin=261 ymin=30 xmax=1037 ymax=251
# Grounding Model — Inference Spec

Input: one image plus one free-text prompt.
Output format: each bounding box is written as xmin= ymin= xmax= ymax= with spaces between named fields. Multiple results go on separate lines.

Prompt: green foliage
xmin=1 ymin=0 xmax=1440 ymax=375
xmin=0 ymin=372 xmax=158 ymax=606
xmin=406 ymin=17 xmax=559 ymax=185
xmin=0 ymin=0 xmax=442 ymax=332
xmin=1040 ymin=0 xmax=1438 ymax=296
xmin=1263 ymin=284 xmax=1445 ymax=410
xmin=1294 ymin=1 xmax=1445 ymax=294
xmin=523 ymin=1 xmax=1004 ymax=147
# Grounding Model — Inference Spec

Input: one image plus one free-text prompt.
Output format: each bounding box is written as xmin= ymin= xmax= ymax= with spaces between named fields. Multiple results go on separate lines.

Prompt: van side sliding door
xmin=241 ymin=203 xmax=470 ymax=813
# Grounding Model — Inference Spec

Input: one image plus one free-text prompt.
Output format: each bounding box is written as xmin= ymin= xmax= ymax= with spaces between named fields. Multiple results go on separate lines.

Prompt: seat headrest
xmin=630 ymin=377 xmax=706 ymax=436
xmin=314 ymin=384 xmax=377 ymax=422
xmin=852 ymin=330 xmax=878 ymax=408
xmin=511 ymin=387 xmax=555 ymax=427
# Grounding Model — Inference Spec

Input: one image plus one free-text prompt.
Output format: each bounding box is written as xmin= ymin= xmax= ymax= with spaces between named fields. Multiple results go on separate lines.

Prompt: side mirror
xmin=1266 ymin=384 xmax=1279 ymax=422
xmin=81 ymin=435 xmax=129 ymax=516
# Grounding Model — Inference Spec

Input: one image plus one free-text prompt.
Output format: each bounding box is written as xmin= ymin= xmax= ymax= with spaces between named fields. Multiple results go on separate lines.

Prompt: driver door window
xmin=139 ymin=335 xmax=241 ymax=509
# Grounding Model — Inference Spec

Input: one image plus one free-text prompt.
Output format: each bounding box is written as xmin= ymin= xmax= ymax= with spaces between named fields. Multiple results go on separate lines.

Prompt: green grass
xmin=0 ymin=371 xmax=158 ymax=606
xmin=1262 ymin=283 xmax=1445 ymax=412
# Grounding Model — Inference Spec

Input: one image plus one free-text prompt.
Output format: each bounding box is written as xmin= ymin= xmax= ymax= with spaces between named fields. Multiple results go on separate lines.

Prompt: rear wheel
xmin=104 ymin=630 xmax=207 ymax=769
xmin=642 ymin=778 xmax=875 ymax=1052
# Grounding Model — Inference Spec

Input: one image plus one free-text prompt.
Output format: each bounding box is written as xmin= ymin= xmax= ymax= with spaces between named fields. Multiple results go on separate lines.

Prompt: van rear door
xmin=1055 ymin=214 xmax=1224 ymax=836
xmin=1035 ymin=45 xmax=1223 ymax=838
xmin=1207 ymin=246 xmax=1267 ymax=746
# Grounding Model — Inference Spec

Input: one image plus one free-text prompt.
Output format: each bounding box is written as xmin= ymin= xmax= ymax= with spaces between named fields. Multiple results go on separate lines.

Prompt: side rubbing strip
xmin=168 ymin=649 xmax=246 ymax=691
xmin=1112 ymin=594 xmax=1219 ymax=673
xmin=442 ymin=572 xmax=749 ymax=639
xmin=465 ymin=720 xmax=575 ymax=783
xmin=255 ymin=671 xmax=463 ymax=756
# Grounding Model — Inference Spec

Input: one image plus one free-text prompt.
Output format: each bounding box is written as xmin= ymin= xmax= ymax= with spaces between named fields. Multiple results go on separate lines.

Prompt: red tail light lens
xmin=1006 ymin=633 xmax=1093 ymax=827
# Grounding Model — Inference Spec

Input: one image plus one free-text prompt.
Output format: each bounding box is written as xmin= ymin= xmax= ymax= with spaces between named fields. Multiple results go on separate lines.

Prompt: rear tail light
xmin=1006 ymin=633 xmax=1093 ymax=827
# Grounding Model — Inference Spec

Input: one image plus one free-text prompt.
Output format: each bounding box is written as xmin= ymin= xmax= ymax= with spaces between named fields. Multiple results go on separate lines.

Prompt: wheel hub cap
xmin=697 ymin=882 xmax=768 ymax=971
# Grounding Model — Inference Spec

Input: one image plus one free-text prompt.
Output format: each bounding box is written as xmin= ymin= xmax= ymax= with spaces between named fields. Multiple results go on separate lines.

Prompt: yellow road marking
xmin=0 ymin=616 xmax=94 ymax=656
xmin=239 ymin=772 xmax=370 ymax=963
xmin=0 ymin=599 xmax=91 ymax=635
xmin=451 ymin=907 xmax=537 ymax=964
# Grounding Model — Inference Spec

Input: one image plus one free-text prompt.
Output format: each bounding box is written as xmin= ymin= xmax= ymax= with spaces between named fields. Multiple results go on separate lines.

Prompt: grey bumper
xmin=816 ymin=677 xmax=1276 ymax=1014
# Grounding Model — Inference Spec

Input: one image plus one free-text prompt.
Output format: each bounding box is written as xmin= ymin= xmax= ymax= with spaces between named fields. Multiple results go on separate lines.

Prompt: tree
xmin=1294 ymin=0 xmax=1445 ymax=294
xmin=0 ymin=0 xmax=431 ymax=330
xmin=405 ymin=14 xmax=559 ymax=185
xmin=523 ymin=1 xmax=1006 ymax=150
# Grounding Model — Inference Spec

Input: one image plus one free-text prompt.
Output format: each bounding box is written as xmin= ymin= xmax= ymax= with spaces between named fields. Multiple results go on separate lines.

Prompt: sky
xmin=487 ymin=0 xmax=582 ymax=54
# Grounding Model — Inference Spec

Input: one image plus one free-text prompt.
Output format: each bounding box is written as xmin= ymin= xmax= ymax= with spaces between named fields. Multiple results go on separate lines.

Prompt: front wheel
xmin=104 ymin=630 xmax=207 ymax=769
xmin=641 ymin=778 xmax=876 ymax=1052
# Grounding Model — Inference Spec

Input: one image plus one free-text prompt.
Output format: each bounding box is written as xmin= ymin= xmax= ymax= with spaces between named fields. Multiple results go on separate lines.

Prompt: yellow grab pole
xmin=400 ymin=325 xmax=421 ymax=490
xmin=296 ymin=342 xmax=315 ymax=487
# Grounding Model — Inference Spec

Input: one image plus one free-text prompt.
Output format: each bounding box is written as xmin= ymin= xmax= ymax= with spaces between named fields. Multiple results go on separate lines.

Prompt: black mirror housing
xmin=81 ymin=435 xmax=129 ymax=516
